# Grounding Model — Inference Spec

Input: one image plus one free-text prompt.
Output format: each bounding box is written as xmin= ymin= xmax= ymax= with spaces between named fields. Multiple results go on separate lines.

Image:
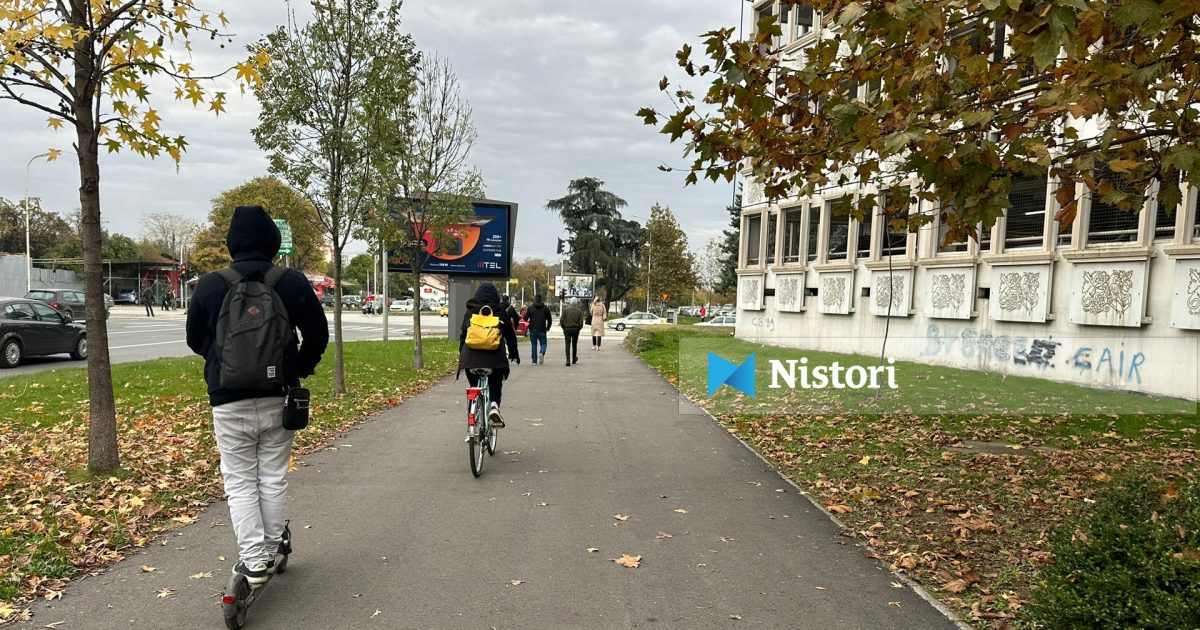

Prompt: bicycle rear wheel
xmin=468 ymin=393 xmax=485 ymax=477
xmin=487 ymin=421 xmax=498 ymax=456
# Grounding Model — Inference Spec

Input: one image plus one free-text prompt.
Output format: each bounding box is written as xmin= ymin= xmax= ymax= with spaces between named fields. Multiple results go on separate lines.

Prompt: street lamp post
xmin=23 ymin=152 xmax=50 ymax=291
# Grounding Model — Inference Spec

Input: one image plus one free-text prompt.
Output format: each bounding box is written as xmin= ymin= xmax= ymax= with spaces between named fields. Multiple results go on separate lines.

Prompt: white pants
xmin=212 ymin=397 xmax=293 ymax=568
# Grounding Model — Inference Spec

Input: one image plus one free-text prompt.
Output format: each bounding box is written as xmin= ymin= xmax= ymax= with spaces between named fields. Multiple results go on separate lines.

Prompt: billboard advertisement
xmin=556 ymin=273 xmax=595 ymax=299
xmin=388 ymin=200 xmax=517 ymax=277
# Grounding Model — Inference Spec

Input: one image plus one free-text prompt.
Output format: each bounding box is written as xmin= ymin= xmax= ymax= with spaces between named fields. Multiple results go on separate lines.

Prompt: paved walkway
xmin=16 ymin=343 xmax=959 ymax=629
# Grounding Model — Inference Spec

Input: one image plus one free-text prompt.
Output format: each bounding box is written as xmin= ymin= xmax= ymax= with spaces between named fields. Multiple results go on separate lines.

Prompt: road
xmin=16 ymin=343 xmax=960 ymax=630
xmin=0 ymin=306 xmax=450 ymax=378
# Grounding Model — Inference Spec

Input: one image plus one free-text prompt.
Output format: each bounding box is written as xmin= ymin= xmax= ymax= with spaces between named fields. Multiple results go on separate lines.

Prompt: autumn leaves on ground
xmin=0 ymin=340 xmax=456 ymax=623
xmin=629 ymin=327 xmax=1200 ymax=629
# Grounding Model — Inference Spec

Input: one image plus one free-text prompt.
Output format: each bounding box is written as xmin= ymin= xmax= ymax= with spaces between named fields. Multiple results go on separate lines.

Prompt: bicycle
xmin=221 ymin=521 xmax=292 ymax=629
xmin=465 ymin=368 xmax=499 ymax=477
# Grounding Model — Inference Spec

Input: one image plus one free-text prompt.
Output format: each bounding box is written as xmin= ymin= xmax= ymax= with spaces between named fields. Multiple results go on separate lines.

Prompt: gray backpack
xmin=215 ymin=267 xmax=294 ymax=389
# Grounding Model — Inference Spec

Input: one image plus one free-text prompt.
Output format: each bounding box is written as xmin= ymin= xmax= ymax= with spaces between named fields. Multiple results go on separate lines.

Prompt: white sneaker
xmin=489 ymin=402 xmax=504 ymax=428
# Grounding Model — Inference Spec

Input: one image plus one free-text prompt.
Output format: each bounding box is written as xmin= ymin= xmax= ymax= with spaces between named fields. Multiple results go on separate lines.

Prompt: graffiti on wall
xmin=921 ymin=323 xmax=1147 ymax=385
xmin=751 ymin=316 xmax=776 ymax=332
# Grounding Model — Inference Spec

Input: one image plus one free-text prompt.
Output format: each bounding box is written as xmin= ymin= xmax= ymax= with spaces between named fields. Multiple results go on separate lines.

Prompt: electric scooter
xmin=221 ymin=522 xmax=292 ymax=629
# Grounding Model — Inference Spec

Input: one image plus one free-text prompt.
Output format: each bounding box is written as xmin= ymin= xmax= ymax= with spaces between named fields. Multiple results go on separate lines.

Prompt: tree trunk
xmin=74 ymin=37 xmax=119 ymax=472
xmin=411 ymin=267 xmax=424 ymax=369
xmin=331 ymin=239 xmax=346 ymax=394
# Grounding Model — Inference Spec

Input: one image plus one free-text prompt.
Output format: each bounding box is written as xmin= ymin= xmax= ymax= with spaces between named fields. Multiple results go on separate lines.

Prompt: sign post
xmin=275 ymin=220 xmax=294 ymax=256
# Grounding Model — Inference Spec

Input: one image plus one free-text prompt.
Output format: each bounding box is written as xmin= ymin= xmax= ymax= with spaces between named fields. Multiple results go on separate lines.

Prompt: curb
xmin=626 ymin=342 xmax=973 ymax=630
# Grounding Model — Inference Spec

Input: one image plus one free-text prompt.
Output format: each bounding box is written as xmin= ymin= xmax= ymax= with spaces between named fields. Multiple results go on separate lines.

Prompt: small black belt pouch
xmin=283 ymin=387 xmax=311 ymax=430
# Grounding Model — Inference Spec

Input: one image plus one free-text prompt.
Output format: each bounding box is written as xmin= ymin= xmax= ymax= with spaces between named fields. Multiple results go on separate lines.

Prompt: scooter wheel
xmin=222 ymin=574 xmax=250 ymax=630
xmin=275 ymin=553 xmax=289 ymax=574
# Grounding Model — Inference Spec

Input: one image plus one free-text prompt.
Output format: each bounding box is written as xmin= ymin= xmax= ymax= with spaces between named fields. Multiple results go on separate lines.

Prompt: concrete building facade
xmin=734 ymin=1 xmax=1200 ymax=400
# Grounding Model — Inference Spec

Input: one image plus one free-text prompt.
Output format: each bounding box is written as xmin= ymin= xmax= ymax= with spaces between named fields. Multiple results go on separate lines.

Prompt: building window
xmin=1193 ymin=186 xmax=1200 ymax=241
xmin=755 ymin=2 xmax=779 ymax=51
xmin=856 ymin=205 xmax=874 ymax=259
xmin=1005 ymin=173 xmax=1047 ymax=249
xmin=826 ymin=199 xmax=851 ymax=261
xmin=936 ymin=203 xmax=969 ymax=254
xmin=1087 ymin=172 xmax=1141 ymax=246
xmin=782 ymin=206 xmax=803 ymax=263
xmin=791 ymin=3 xmax=815 ymax=40
xmin=1153 ymin=179 xmax=1178 ymax=241
xmin=806 ymin=204 xmax=821 ymax=263
xmin=744 ymin=214 xmax=762 ymax=266
xmin=879 ymin=186 xmax=910 ymax=257
xmin=766 ymin=210 xmax=779 ymax=264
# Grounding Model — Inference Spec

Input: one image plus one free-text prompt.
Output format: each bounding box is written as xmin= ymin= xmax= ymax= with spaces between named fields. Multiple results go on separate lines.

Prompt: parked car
xmin=438 ymin=305 xmax=449 ymax=317
xmin=390 ymin=299 xmax=412 ymax=312
xmin=606 ymin=311 xmax=663 ymax=331
xmin=114 ymin=289 xmax=139 ymax=305
xmin=696 ymin=315 xmax=736 ymax=327
xmin=23 ymin=288 xmax=108 ymax=321
xmin=342 ymin=295 xmax=361 ymax=308
xmin=0 ymin=297 xmax=88 ymax=368
xmin=320 ymin=293 xmax=335 ymax=308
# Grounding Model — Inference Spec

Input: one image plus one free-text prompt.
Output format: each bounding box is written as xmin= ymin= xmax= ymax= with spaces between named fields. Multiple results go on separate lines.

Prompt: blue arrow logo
xmin=707 ymin=353 xmax=756 ymax=397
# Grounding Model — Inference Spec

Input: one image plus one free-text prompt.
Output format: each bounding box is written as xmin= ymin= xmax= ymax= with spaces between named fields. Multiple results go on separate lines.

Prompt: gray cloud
xmin=0 ymin=0 xmax=741 ymax=262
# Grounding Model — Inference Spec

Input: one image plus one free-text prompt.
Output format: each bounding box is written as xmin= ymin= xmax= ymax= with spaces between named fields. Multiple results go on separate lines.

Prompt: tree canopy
xmin=641 ymin=0 xmax=1200 ymax=242
xmin=640 ymin=204 xmax=699 ymax=305
xmin=546 ymin=177 xmax=645 ymax=308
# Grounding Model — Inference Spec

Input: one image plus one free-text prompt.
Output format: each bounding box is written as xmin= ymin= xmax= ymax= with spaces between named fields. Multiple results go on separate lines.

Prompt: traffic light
xmin=556 ymin=238 xmax=565 ymax=254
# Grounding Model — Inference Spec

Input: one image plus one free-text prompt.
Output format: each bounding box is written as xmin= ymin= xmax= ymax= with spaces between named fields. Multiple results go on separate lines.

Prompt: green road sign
xmin=275 ymin=219 xmax=294 ymax=255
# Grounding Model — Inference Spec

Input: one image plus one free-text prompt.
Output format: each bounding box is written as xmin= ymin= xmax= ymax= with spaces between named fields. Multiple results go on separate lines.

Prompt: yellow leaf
xmin=613 ymin=514 xmax=630 ymax=522
xmin=46 ymin=117 xmax=63 ymax=129
xmin=218 ymin=11 xmax=229 ymax=26
xmin=189 ymin=572 xmax=213 ymax=579
xmin=156 ymin=588 xmax=175 ymax=598
xmin=141 ymin=565 xmax=156 ymax=572
xmin=613 ymin=554 xmax=642 ymax=568
xmin=859 ymin=455 xmax=872 ymax=466
xmin=674 ymin=508 xmax=688 ymax=514
xmin=46 ymin=148 xmax=62 ymax=162
xmin=0 ymin=603 xmax=16 ymax=620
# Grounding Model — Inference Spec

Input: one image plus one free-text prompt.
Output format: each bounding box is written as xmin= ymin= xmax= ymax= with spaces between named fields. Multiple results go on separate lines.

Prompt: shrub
xmin=1025 ymin=478 xmax=1200 ymax=629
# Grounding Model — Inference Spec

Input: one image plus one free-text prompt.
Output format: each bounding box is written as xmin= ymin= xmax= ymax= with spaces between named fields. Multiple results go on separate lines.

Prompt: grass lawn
xmin=0 ymin=339 xmax=457 ymax=620
xmin=626 ymin=326 xmax=1200 ymax=628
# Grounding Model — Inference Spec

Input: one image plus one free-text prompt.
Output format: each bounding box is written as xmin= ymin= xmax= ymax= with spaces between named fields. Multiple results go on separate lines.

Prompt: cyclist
xmin=457 ymin=282 xmax=520 ymax=427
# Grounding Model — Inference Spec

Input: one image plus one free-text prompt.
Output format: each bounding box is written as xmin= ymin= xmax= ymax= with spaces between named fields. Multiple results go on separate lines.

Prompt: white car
xmin=696 ymin=315 xmax=736 ymax=327
xmin=390 ymin=299 xmax=413 ymax=312
xmin=606 ymin=311 xmax=662 ymax=331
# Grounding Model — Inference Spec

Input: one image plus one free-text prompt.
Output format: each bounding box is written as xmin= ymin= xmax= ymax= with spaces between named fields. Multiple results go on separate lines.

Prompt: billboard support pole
xmin=381 ymin=238 xmax=389 ymax=341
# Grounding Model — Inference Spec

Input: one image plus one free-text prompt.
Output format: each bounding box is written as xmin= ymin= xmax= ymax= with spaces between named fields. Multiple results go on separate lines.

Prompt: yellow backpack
xmin=465 ymin=305 xmax=501 ymax=351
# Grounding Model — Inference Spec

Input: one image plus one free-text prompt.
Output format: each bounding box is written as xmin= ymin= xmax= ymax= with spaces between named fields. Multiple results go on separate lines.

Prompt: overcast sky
xmin=0 ymin=0 xmax=743 ymax=263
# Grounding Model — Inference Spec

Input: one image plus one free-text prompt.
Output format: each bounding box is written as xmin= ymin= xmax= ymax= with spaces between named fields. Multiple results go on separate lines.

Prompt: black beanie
xmin=226 ymin=205 xmax=282 ymax=261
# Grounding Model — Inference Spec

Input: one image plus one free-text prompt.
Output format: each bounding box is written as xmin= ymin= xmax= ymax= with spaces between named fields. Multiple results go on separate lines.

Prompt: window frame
xmin=877 ymin=184 xmax=916 ymax=260
xmin=999 ymin=172 xmax=1052 ymax=253
xmin=1080 ymin=171 xmax=1152 ymax=249
xmin=780 ymin=204 xmax=805 ymax=265
xmin=823 ymin=196 xmax=853 ymax=262
xmin=741 ymin=211 xmax=765 ymax=268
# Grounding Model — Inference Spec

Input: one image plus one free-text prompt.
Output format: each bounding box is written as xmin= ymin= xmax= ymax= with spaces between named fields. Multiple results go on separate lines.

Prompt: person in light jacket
xmin=590 ymin=298 xmax=607 ymax=350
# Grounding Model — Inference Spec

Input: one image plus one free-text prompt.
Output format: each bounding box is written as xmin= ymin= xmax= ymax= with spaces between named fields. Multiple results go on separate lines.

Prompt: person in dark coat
xmin=523 ymin=294 xmax=552 ymax=364
xmin=560 ymin=299 xmax=585 ymax=366
xmin=459 ymin=282 xmax=520 ymax=427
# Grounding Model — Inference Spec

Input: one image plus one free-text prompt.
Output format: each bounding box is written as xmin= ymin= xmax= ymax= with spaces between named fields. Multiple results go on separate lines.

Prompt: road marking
xmin=109 ymin=340 xmax=188 ymax=350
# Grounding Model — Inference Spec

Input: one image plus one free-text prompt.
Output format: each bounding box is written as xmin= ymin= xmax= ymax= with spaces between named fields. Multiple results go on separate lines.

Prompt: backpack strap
xmin=217 ymin=268 xmax=243 ymax=286
xmin=263 ymin=266 xmax=288 ymax=288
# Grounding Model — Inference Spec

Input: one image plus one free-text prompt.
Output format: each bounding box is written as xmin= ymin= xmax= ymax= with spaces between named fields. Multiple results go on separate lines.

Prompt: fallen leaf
xmin=156 ymin=588 xmax=175 ymax=599
xmin=370 ymin=609 xmax=381 ymax=618
xmin=190 ymin=572 xmax=213 ymax=579
xmin=674 ymin=508 xmax=688 ymax=514
xmin=657 ymin=531 xmax=672 ymax=539
xmin=141 ymin=565 xmax=157 ymax=572
xmin=613 ymin=514 xmax=630 ymax=521
xmin=510 ymin=580 xmax=523 ymax=586
xmin=586 ymin=547 xmax=599 ymax=553
xmin=944 ymin=579 xmax=968 ymax=593
xmin=826 ymin=504 xmax=853 ymax=514
xmin=730 ymin=614 xmax=742 ymax=620
xmin=613 ymin=554 xmax=642 ymax=568
xmin=859 ymin=455 xmax=872 ymax=466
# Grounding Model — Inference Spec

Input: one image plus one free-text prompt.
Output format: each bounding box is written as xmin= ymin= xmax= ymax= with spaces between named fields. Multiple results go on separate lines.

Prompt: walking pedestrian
xmin=560 ymin=298 xmax=584 ymax=366
xmin=590 ymin=297 xmax=607 ymax=350
xmin=142 ymin=284 xmax=155 ymax=317
xmin=524 ymin=294 xmax=552 ymax=365
xmin=457 ymin=282 xmax=520 ymax=426
xmin=186 ymin=205 xmax=329 ymax=586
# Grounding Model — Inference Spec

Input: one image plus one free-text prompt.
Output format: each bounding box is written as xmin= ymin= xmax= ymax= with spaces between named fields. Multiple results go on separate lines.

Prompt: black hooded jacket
xmin=524 ymin=297 xmax=553 ymax=332
xmin=458 ymin=283 xmax=520 ymax=377
xmin=186 ymin=206 xmax=329 ymax=407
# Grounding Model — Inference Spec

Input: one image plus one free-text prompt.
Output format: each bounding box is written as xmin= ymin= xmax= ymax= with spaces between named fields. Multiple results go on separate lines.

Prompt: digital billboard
xmin=555 ymin=274 xmax=595 ymax=299
xmin=387 ymin=200 xmax=517 ymax=277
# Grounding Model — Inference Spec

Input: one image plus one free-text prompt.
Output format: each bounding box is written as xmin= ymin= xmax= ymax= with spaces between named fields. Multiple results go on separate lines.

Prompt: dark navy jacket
xmin=186 ymin=206 xmax=329 ymax=407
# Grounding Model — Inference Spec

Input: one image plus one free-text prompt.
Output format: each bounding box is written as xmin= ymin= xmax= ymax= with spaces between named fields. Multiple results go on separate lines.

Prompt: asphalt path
xmin=0 ymin=306 xmax=449 ymax=378
xmin=15 ymin=343 xmax=961 ymax=629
